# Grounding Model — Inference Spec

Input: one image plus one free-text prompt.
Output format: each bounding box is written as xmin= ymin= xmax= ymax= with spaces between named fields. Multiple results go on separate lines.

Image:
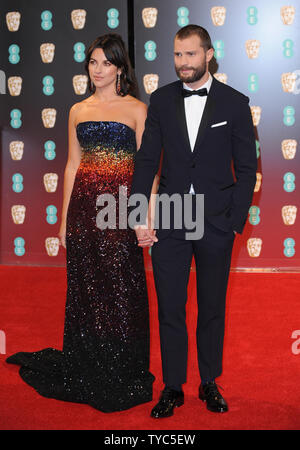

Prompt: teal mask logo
xmin=41 ymin=10 xmax=53 ymax=30
xmin=247 ymin=6 xmax=258 ymax=25
xmin=74 ymin=42 xmax=85 ymax=62
xmin=283 ymin=39 xmax=294 ymax=58
xmin=283 ymin=238 xmax=295 ymax=257
xmin=43 ymin=75 xmax=54 ymax=95
xmin=46 ymin=205 xmax=58 ymax=224
xmin=177 ymin=7 xmax=189 ymax=27
xmin=10 ymin=109 xmax=22 ymax=128
xmin=44 ymin=140 xmax=56 ymax=160
xmin=12 ymin=173 xmax=23 ymax=193
xmin=145 ymin=40 xmax=157 ymax=61
xmin=9 ymin=44 xmax=20 ymax=64
xmin=14 ymin=237 xmax=25 ymax=256
xmin=283 ymin=172 xmax=295 ymax=192
xmin=107 ymin=8 xmax=119 ymax=29
xmin=248 ymin=206 xmax=260 ymax=225
xmin=283 ymin=106 xmax=295 ymax=126
xmin=248 ymin=73 xmax=259 ymax=92
xmin=213 ymin=40 xmax=225 ymax=59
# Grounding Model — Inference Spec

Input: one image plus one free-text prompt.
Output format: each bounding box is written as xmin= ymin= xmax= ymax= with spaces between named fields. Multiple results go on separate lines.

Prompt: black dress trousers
xmin=151 ymin=194 xmax=235 ymax=385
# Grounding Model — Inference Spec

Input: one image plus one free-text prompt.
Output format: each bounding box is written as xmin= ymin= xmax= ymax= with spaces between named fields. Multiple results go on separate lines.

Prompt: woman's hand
xmin=134 ymin=225 xmax=158 ymax=248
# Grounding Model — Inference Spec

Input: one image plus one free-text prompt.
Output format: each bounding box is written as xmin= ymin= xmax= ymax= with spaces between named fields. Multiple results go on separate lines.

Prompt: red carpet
xmin=0 ymin=265 xmax=300 ymax=430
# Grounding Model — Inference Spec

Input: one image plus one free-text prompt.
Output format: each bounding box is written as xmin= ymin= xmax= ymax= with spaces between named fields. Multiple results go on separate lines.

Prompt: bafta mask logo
xmin=281 ymin=72 xmax=297 ymax=93
xmin=42 ymin=108 xmax=57 ymax=128
xmin=11 ymin=205 xmax=26 ymax=224
xmin=73 ymin=75 xmax=88 ymax=95
xmin=71 ymin=9 xmax=86 ymax=29
xmin=247 ymin=238 xmax=262 ymax=257
xmin=142 ymin=7 xmax=158 ymax=28
xmin=40 ymin=43 xmax=55 ymax=63
xmin=6 ymin=12 xmax=21 ymax=31
xmin=213 ymin=73 xmax=227 ymax=84
xmin=211 ymin=7 xmax=226 ymax=26
xmin=245 ymin=39 xmax=260 ymax=59
xmin=280 ymin=6 xmax=295 ymax=25
xmin=9 ymin=141 xmax=24 ymax=160
xmin=44 ymin=173 xmax=58 ymax=193
xmin=45 ymin=237 xmax=60 ymax=256
xmin=143 ymin=74 xmax=159 ymax=94
xmin=281 ymin=139 xmax=297 ymax=159
xmin=254 ymin=172 xmax=262 ymax=192
xmin=8 ymin=76 xmax=22 ymax=96
xmin=250 ymin=106 xmax=261 ymax=126
xmin=282 ymin=205 xmax=297 ymax=225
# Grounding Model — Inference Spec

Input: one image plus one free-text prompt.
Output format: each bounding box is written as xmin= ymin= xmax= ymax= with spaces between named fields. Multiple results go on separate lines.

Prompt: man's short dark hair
xmin=175 ymin=25 xmax=213 ymax=51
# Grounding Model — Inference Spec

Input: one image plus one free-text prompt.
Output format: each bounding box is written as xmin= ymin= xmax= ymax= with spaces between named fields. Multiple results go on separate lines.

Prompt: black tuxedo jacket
xmin=130 ymin=77 xmax=257 ymax=238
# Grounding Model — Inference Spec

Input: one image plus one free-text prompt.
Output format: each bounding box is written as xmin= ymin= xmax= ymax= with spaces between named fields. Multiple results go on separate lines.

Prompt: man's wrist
xmin=134 ymin=224 xmax=147 ymax=230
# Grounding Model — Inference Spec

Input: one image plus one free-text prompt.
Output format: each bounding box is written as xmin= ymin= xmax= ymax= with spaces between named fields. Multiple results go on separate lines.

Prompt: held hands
xmin=134 ymin=224 xmax=158 ymax=248
xmin=134 ymin=203 xmax=158 ymax=248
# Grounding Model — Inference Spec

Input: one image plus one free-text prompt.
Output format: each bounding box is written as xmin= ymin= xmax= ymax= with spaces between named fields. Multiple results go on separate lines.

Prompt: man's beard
xmin=175 ymin=64 xmax=206 ymax=83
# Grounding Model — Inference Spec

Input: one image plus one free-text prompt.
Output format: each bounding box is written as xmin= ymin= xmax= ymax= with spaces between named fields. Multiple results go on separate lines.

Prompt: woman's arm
xmin=134 ymin=101 xmax=160 ymax=244
xmin=58 ymin=104 xmax=82 ymax=247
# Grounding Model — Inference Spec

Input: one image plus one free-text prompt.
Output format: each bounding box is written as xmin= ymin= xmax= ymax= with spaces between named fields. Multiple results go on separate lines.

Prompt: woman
xmin=6 ymin=34 xmax=156 ymax=412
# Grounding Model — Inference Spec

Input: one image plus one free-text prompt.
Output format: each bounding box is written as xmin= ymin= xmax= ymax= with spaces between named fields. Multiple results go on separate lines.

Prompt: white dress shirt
xmin=183 ymin=73 xmax=213 ymax=194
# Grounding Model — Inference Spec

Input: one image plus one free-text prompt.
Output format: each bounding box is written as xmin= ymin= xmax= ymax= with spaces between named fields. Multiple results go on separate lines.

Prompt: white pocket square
xmin=211 ymin=121 xmax=227 ymax=128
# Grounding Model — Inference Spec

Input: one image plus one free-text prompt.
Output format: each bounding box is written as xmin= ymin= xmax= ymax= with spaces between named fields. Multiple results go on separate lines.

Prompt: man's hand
xmin=134 ymin=225 xmax=158 ymax=248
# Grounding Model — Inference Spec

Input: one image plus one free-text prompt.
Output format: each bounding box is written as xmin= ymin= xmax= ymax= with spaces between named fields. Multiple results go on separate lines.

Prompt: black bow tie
xmin=182 ymin=87 xmax=208 ymax=98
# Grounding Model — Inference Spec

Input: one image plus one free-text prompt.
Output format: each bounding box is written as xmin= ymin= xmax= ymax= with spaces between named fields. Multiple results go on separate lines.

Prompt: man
xmin=130 ymin=25 xmax=257 ymax=418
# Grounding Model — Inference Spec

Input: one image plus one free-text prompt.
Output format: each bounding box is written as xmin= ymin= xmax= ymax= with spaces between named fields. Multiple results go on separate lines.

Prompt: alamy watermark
xmin=96 ymin=186 xmax=204 ymax=240
xmin=0 ymin=70 xmax=6 ymax=94
xmin=291 ymin=330 xmax=300 ymax=355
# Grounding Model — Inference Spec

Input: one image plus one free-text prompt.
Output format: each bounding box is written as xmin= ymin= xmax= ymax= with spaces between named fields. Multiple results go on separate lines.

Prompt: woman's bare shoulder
xmin=126 ymin=95 xmax=147 ymax=109
xmin=69 ymin=97 xmax=93 ymax=121
xmin=125 ymin=96 xmax=147 ymax=120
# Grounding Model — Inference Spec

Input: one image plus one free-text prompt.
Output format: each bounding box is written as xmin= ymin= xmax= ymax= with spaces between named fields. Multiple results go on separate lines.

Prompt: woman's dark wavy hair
xmin=85 ymin=33 xmax=139 ymax=98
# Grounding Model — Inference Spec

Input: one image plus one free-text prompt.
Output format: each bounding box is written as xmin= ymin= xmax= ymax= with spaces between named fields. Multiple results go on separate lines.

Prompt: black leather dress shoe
xmin=151 ymin=387 xmax=184 ymax=418
xmin=199 ymin=382 xmax=228 ymax=413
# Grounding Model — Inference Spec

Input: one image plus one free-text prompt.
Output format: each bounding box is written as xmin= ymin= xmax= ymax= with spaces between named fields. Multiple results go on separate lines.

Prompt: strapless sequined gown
xmin=6 ymin=121 xmax=155 ymax=412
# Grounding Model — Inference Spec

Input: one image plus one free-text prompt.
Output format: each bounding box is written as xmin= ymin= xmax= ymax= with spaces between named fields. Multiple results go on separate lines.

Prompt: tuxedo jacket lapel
xmin=175 ymin=89 xmax=192 ymax=153
xmin=174 ymin=78 xmax=217 ymax=157
xmin=192 ymin=92 xmax=215 ymax=156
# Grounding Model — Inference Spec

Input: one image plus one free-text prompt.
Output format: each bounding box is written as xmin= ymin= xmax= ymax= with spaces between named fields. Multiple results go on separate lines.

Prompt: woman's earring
xmin=116 ymin=73 xmax=121 ymax=95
